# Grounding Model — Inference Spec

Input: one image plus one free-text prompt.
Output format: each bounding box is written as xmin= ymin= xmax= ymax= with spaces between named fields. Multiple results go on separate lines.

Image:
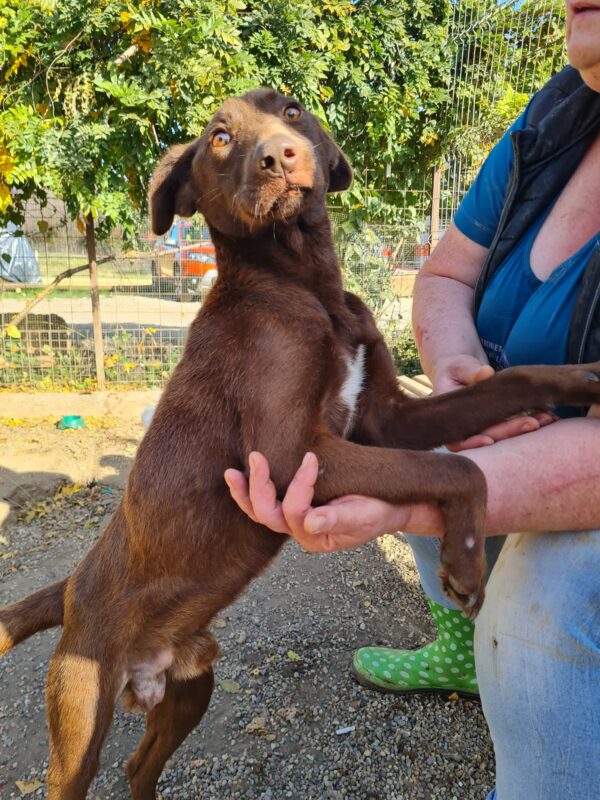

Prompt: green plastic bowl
xmin=56 ymin=415 xmax=86 ymax=430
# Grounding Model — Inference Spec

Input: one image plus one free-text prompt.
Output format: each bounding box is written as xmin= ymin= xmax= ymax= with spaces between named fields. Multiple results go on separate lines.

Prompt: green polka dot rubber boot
xmin=352 ymin=599 xmax=478 ymax=698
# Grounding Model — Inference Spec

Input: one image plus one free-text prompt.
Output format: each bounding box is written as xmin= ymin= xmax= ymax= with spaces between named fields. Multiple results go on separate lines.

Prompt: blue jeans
xmin=404 ymin=530 xmax=600 ymax=800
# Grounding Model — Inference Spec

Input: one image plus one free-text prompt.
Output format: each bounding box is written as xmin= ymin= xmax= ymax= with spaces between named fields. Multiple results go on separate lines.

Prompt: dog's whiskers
xmin=201 ymin=187 xmax=222 ymax=203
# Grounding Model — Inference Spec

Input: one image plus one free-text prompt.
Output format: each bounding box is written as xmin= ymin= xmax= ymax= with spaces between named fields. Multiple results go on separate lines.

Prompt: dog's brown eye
xmin=211 ymin=131 xmax=231 ymax=148
xmin=283 ymin=105 xmax=301 ymax=121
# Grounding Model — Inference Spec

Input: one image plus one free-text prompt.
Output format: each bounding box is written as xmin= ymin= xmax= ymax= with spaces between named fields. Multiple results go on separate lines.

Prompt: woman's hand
xmin=431 ymin=354 xmax=556 ymax=451
xmin=224 ymin=452 xmax=413 ymax=553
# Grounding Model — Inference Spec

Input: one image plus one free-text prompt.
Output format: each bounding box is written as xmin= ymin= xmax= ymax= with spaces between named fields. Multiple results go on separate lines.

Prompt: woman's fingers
xmin=223 ymin=467 xmax=259 ymax=523
xmin=280 ymin=452 xmax=319 ymax=535
xmin=446 ymin=434 xmax=496 ymax=452
xmin=224 ymin=454 xmax=290 ymax=533
xmin=226 ymin=453 xmax=319 ymax=536
xmin=464 ymin=363 xmax=495 ymax=384
xmin=434 ymin=358 xmax=493 ymax=394
xmin=446 ymin=411 xmax=559 ymax=451
xmin=246 ymin=452 xmax=291 ymax=533
xmin=226 ymin=453 xmax=420 ymax=554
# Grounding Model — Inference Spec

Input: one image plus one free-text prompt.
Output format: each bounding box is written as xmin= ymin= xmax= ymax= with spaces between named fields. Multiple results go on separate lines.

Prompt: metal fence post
xmin=85 ymin=215 xmax=106 ymax=390
xmin=430 ymin=165 xmax=442 ymax=252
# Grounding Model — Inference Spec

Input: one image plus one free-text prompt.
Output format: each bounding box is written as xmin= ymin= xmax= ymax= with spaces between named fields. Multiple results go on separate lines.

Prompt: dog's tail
xmin=0 ymin=578 xmax=66 ymax=655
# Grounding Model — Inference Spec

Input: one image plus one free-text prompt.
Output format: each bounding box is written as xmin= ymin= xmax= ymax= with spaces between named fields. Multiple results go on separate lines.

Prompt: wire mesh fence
xmin=439 ymin=0 xmax=567 ymax=229
xmin=0 ymin=0 xmax=568 ymax=391
xmin=0 ymin=205 xmax=198 ymax=390
xmin=0 ymin=184 xmax=432 ymax=390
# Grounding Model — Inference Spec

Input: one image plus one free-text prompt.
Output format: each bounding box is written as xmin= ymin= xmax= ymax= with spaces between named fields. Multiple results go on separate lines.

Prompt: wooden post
xmin=85 ymin=215 xmax=106 ymax=390
xmin=430 ymin=165 xmax=442 ymax=252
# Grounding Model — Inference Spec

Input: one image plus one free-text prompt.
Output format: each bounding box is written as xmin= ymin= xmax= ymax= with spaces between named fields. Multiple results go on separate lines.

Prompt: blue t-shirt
xmin=454 ymin=103 xmax=533 ymax=249
xmin=454 ymin=102 xmax=600 ymax=416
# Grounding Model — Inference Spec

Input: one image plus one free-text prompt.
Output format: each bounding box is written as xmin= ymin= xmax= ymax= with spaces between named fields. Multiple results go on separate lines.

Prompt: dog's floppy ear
xmin=327 ymin=140 xmax=353 ymax=193
xmin=149 ymin=141 xmax=200 ymax=235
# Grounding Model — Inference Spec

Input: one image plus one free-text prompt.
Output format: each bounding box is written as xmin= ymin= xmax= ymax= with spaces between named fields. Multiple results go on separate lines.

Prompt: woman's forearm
xmin=402 ymin=418 xmax=600 ymax=537
xmin=412 ymin=273 xmax=488 ymax=378
xmin=412 ymin=224 xmax=490 ymax=379
xmin=225 ymin=420 xmax=600 ymax=556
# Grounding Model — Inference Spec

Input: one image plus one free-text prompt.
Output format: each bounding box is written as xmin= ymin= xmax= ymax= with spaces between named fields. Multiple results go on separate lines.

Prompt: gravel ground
xmin=0 ymin=481 xmax=495 ymax=800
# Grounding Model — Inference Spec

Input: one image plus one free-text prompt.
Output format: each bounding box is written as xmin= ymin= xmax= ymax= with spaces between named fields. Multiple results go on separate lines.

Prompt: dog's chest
xmin=332 ymin=343 xmax=366 ymax=437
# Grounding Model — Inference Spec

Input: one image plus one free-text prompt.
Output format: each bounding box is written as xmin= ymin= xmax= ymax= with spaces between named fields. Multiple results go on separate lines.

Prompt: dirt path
xmin=0 ymin=295 xmax=200 ymax=328
xmin=0 ymin=420 xmax=494 ymax=800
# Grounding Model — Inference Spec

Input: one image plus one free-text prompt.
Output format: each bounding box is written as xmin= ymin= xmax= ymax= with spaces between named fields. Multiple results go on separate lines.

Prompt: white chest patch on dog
xmin=340 ymin=344 xmax=366 ymax=434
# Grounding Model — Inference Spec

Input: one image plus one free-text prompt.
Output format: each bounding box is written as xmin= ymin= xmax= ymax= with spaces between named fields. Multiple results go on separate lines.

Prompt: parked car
xmin=151 ymin=219 xmax=217 ymax=299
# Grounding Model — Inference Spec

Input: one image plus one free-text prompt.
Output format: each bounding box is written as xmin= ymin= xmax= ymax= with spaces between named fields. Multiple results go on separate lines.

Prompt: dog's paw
xmin=551 ymin=363 xmax=600 ymax=405
xmin=438 ymin=568 xmax=485 ymax=620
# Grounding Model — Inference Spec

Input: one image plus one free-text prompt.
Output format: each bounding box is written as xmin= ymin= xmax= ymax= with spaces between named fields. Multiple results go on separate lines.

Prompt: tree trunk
xmin=85 ymin=215 xmax=106 ymax=390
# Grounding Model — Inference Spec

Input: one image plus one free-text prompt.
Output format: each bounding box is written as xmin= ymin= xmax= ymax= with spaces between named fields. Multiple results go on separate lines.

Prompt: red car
xmin=151 ymin=220 xmax=218 ymax=299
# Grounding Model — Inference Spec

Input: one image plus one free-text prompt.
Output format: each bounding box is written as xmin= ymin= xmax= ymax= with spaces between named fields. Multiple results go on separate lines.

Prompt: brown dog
xmin=2 ymin=88 xmax=600 ymax=799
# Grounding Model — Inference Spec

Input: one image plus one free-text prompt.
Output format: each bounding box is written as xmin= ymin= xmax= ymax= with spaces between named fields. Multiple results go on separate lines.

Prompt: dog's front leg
xmin=374 ymin=362 xmax=600 ymax=451
xmin=305 ymin=433 xmax=487 ymax=616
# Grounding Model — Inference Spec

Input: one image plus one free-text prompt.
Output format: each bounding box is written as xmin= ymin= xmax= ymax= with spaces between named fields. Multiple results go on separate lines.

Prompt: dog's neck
xmin=208 ymin=209 xmax=347 ymax=313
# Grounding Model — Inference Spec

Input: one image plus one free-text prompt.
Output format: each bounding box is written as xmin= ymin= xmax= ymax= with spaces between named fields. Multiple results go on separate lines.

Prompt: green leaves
xmin=0 ymin=0 xmax=564 ymax=240
xmin=0 ymin=0 xmax=450 ymax=235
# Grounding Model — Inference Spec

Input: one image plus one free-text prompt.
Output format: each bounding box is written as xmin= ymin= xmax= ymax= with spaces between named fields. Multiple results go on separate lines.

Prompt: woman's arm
xmin=413 ymin=224 xmax=553 ymax=448
xmin=404 ymin=416 xmax=600 ymax=537
xmin=412 ymin=222 xmax=491 ymax=388
xmin=225 ymin=415 xmax=600 ymax=552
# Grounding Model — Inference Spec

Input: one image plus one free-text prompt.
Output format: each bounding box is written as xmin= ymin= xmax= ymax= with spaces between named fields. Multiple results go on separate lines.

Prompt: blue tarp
xmin=0 ymin=222 xmax=41 ymax=284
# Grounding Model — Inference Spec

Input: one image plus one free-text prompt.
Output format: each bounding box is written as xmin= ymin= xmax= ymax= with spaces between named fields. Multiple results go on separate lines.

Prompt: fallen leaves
xmin=19 ymin=483 xmax=86 ymax=524
xmin=24 ymin=504 xmax=48 ymax=524
xmin=218 ymin=679 xmax=241 ymax=694
xmin=245 ymin=715 xmax=276 ymax=741
xmin=245 ymin=715 xmax=269 ymax=735
xmin=56 ymin=483 xmax=83 ymax=497
xmin=15 ymin=780 xmax=43 ymax=796
xmin=15 ymin=483 xmax=116 ymax=537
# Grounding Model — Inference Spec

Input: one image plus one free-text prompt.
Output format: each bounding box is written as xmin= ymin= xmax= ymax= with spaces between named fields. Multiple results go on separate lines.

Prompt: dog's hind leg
xmin=127 ymin=669 xmax=214 ymax=800
xmin=45 ymin=635 xmax=121 ymax=800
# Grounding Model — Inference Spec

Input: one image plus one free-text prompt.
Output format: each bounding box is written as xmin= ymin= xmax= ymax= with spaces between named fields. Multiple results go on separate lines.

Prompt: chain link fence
xmin=0 ymin=0 xmax=567 ymax=391
xmin=0 ymin=189 xmax=431 ymax=390
xmin=439 ymin=0 xmax=566 ymax=229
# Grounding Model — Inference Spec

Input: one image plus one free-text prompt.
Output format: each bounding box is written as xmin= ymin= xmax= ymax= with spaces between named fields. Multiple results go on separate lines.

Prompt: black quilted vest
xmin=473 ymin=66 xmax=600 ymax=367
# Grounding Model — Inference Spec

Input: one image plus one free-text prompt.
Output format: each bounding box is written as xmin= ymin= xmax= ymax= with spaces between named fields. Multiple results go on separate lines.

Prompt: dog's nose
xmin=257 ymin=135 xmax=298 ymax=177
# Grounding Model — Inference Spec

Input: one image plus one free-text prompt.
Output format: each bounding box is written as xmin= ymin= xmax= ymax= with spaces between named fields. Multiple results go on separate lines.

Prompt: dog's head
xmin=149 ymin=89 xmax=352 ymax=238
